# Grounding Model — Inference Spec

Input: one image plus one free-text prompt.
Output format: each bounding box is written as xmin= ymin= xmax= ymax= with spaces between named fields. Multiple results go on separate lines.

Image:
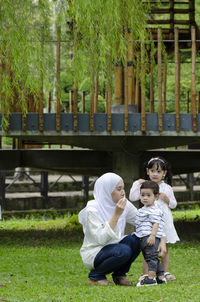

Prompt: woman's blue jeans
xmin=88 ymin=234 xmax=140 ymax=281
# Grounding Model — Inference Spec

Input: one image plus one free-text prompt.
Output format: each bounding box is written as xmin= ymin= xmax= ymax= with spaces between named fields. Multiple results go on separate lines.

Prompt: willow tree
xmin=54 ymin=0 xmax=151 ymax=111
xmin=0 ymin=0 xmax=52 ymax=126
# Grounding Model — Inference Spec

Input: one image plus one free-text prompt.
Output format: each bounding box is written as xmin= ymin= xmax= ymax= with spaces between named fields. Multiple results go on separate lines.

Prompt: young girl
xmin=129 ymin=157 xmax=179 ymax=281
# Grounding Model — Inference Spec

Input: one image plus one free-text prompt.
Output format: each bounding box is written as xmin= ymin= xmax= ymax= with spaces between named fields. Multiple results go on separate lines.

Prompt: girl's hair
xmin=140 ymin=180 xmax=159 ymax=195
xmin=143 ymin=157 xmax=172 ymax=185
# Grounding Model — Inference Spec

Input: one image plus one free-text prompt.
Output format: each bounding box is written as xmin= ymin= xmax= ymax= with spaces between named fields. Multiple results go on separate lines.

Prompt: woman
xmin=79 ymin=172 xmax=166 ymax=286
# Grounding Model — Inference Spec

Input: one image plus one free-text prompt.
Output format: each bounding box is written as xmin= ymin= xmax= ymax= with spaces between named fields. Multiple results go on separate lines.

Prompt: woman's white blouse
xmin=80 ymin=201 xmax=138 ymax=270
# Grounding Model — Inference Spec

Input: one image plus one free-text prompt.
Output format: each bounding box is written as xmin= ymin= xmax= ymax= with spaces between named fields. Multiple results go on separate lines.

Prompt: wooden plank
xmin=191 ymin=26 xmax=197 ymax=132
xmin=175 ymin=27 xmax=180 ymax=132
xmin=157 ymin=28 xmax=163 ymax=132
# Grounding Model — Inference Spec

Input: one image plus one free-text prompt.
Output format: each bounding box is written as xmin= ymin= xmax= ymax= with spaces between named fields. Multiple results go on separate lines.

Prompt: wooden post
xmin=141 ymin=43 xmax=146 ymax=132
xmin=163 ymin=52 xmax=167 ymax=114
xmin=56 ymin=25 xmax=61 ymax=132
xmin=175 ymin=27 xmax=180 ymax=132
xmin=150 ymin=47 xmax=154 ymax=113
xmin=81 ymin=91 xmax=85 ymax=113
xmin=69 ymin=91 xmax=73 ymax=113
xmin=39 ymin=25 xmax=44 ymax=132
xmin=114 ymin=63 xmax=123 ymax=105
xmin=186 ymin=91 xmax=190 ymax=113
xmin=73 ymin=79 xmax=78 ymax=132
xmin=191 ymin=26 xmax=197 ymax=132
xmin=157 ymin=28 xmax=163 ymax=132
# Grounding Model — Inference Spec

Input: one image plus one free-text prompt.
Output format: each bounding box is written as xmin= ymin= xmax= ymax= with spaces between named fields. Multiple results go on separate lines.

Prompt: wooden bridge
xmin=1 ymin=0 xmax=200 ymax=190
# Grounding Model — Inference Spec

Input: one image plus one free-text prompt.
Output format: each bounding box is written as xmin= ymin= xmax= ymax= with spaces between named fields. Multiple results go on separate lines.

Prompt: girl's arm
xmin=129 ymin=179 xmax=145 ymax=201
xmin=160 ymin=185 xmax=177 ymax=209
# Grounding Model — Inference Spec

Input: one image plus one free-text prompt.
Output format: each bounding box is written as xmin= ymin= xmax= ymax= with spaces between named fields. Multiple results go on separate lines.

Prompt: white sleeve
xmin=87 ymin=211 xmax=121 ymax=246
xmin=125 ymin=200 xmax=138 ymax=226
xmin=167 ymin=186 xmax=177 ymax=209
xmin=129 ymin=180 xmax=141 ymax=201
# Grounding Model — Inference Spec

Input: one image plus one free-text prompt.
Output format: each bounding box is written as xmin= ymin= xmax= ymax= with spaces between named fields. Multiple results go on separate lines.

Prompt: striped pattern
xmin=135 ymin=205 xmax=165 ymax=238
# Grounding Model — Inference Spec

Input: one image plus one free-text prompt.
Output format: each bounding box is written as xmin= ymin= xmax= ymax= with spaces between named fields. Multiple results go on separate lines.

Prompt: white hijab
xmin=79 ymin=172 xmax=128 ymax=234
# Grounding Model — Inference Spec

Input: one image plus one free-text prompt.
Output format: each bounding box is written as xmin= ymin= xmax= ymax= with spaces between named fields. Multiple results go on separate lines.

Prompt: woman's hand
xmin=158 ymin=237 xmax=167 ymax=257
xmin=109 ymin=198 xmax=127 ymax=230
xmin=114 ymin=197 xmax=127 ymax=217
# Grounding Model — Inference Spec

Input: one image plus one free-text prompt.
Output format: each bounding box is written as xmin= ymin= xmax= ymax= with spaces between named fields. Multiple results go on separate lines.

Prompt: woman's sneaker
xmin=137 ymin=276 xmax=157 ymax=287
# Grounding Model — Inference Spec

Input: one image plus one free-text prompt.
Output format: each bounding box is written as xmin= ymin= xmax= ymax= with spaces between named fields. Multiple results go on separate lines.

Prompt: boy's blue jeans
xmin=88 ymin=234 xmax=140 ymax=281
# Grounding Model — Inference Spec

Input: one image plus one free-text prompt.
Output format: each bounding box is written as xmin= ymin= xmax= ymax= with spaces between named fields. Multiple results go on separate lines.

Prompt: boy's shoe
xmin=136 ymin=276 xmax=157 ymax=287
xmin=156 ymin=277 xmax=167 ymax=284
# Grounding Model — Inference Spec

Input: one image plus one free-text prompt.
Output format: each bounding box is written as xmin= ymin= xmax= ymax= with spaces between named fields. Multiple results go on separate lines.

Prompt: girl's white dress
xmin=129 ymin=180 xmax=180 ymax=243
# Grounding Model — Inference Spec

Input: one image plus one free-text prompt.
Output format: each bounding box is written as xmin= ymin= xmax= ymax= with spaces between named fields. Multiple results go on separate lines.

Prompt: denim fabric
xmin=88 ymin=234 xmax=140 ymax=281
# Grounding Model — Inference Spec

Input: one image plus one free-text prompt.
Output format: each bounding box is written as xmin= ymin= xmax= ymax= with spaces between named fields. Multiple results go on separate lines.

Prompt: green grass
xmin=0 ymin=214 xmax=199 ymax=301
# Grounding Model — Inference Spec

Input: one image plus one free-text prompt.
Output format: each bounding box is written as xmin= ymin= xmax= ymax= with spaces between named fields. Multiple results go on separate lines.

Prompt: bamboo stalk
xmin=81 ymin=91 xmax=85 ymax=113
xmin=169 ymin=0 xmax=174 ymax=40
xmin=186 ymin=91 xmax=190 ymax=113
xmin=107 ymin=79 xmax=112 ymax=132
xmin=141 ymin=43 xmax=146 ymax=132
xmin=73 ymin=79 xmax=78 ymax=132
xmin=150 ymin=47 xmax=154 ymax=113
xmin=39 ymin=24 xmax=44 ymax=132
xmin=163 ymin=52 xmax=167 ymax=113
xmin=69 ymin=91 xmax=73 ymax=113
xmin=198 ymin=91 xmax=200 ymax=114
xmin=124 ymin=50 xmax=129 ymax=132
xmin=127 ymin=33 xmax=135 ymax=105
xmin=94 ymin=73 xmax=98 ymax=113
xmin=114 ymin=64 xmax=123 ymax=105
xmin=90 ymin=69 xmax=95 ymax=132
xmin=191 ymin=26 xmax=197 ymax=132
xmin=175 ymin=27 xmax=180 ymax=132
xmin=56 ymin=25 xmax=61 ymax=132
xmin=157 ymin=28 xmax=163 ymax=131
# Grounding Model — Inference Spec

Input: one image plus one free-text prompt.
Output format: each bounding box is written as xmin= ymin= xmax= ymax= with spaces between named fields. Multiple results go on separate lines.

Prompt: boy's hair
xmin=143 ymin=156 xmax=172 ymax=185
xmin=140 ymin=180 xmax=159 ymax=195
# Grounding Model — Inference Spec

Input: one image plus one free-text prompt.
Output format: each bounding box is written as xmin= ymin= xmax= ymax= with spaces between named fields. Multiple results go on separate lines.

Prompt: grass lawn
xmin=0 ymin=213 xmax=199 ymax=302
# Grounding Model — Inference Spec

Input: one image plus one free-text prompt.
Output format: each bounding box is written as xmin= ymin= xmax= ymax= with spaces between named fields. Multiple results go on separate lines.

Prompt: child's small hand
xmin=147 ymin=234 xmax=155 ymax=246
xmin=138 ymin=179 xmax=146 ymax=184
xmin=159 ymin=193 xmax=170 ymax=205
